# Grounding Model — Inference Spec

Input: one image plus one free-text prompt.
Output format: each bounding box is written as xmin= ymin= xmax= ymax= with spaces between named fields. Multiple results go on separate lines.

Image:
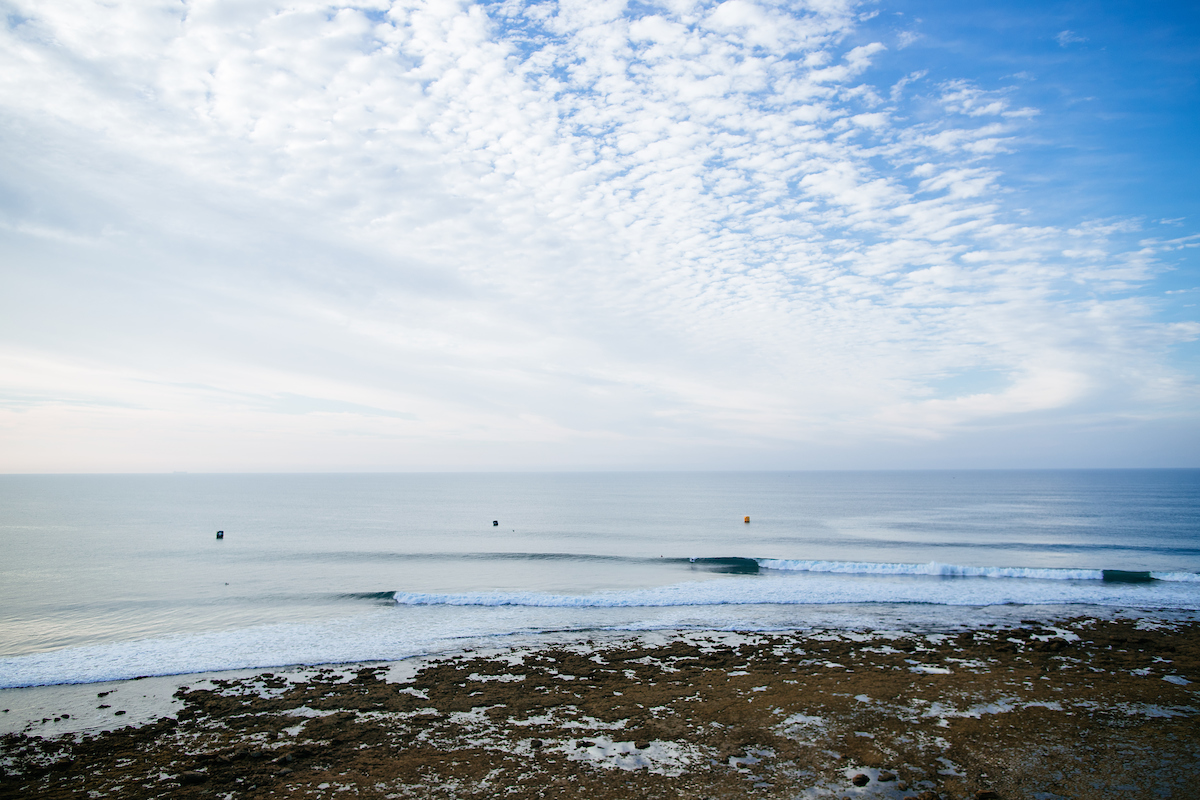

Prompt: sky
xmin=0 ymin=0 xmax=1197 ymax=472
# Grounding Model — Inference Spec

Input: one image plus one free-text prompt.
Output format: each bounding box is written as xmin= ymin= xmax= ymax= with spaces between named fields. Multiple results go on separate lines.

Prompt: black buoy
xmin=493 ymin=520 xmax=499 ymax=526
xmin=216 ymin=530 xmax=224 ymax=540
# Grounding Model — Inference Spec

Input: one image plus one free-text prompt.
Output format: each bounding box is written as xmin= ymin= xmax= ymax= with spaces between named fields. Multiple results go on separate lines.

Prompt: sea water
xmin=1 ymin=471 xmax=1198 ymax=688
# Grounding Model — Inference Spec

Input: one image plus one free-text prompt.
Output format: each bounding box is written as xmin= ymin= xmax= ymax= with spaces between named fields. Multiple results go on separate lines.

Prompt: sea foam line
xmin=391 ymin=572 xmax=1200 ymax=609
xmin=754 ymin=559 xmax=1200 ymax=582
xmin=5 ymin=581 xmax=1200 ymax=688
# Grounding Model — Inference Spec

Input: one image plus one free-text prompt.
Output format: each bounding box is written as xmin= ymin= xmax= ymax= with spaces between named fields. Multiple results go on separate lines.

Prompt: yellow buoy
xmin=744 ymin=516 xmax=750 ymax=523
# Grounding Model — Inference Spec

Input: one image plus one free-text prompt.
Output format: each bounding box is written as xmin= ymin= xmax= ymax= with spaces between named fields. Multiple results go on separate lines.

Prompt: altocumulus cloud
xmin=0 ymin=0 xmax=1196 ymax=471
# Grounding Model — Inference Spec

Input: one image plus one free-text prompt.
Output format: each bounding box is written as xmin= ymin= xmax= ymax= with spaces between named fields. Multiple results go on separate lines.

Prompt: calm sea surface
xmin=1 ymin=471 xmax=1198 ymax=687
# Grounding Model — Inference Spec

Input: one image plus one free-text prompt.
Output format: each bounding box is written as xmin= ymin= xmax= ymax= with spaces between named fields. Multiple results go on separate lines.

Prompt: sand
xmin=1 ymin=616 xmax=1197 ymax=799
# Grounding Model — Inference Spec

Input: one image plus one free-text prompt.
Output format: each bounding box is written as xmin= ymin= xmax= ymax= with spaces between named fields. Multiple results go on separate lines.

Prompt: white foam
xmin=1151 ymin=572 xmax=1200 ymax=582
xmin=391 ymin=571 xmax=1200 ymax=610
xmin=3 ymin=574 xmax=1199 ymax=690
xmin=759 ymin=560 xmax=1200 ymax=583
xmin=0 ymin=608 xmax=481 ymax=690
xmin=760 ymin=559 xmax=1103 ymax=580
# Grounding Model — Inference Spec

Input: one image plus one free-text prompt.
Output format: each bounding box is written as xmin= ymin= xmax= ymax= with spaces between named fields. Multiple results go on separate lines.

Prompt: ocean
xmin=1 ymin=470 xmax=1198 ymax=688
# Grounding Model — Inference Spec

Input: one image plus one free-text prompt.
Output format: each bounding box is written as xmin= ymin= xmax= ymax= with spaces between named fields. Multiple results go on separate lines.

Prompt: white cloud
xmin=1055 ymin=29 xmax=1087 ymax=47
xmin=0 ymin=0 xmax=1195 ymax=471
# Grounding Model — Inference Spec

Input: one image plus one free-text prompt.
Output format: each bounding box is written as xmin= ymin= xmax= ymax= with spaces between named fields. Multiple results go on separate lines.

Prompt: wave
xmin=10 ymin=594 xmax=1181 ymax=690
xmin=359 ymin=559 xmax=1200 ymax=611
xmin=5 ymin=572 xmax=1200 ymax=688
xmin=319 ymin=552 xmax=1200 ymax=583
xmin=755 ymin=559 xmax=1200 ymax=583
xmin=229 ymin=550 xmax=1200 ymax=583
xmin=335 ymin=591 xmax=401 ymax=602
xmin=393 ymin=570 xmax=1200 ymax=610
xmin=293 ymin=552 xmax=1200 ymax=583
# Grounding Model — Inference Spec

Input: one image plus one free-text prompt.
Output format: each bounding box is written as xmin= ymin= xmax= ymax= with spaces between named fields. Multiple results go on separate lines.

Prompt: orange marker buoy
xmin=744 ymin=516 xmax=750 ymax=523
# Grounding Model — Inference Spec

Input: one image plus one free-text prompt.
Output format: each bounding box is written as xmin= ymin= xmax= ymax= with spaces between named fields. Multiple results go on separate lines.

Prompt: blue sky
xmin=856 ymin=0 xmax=1198 ymax=225
xmin=0 ymin=0 xmax=1197 ymax=471
xmin=855 ymin=0 xmax=1200 ymax=354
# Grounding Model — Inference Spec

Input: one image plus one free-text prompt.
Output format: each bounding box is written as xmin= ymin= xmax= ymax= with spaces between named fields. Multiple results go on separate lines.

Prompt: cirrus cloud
xmin=0 ymin=0 xmax=1195 ymax=471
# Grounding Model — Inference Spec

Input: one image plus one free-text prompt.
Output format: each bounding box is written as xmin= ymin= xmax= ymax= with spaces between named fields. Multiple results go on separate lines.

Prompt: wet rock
xmin=178 ymin=771 xmax=208 ymax=785
xmin=852 ymin=773 xmax=870 ymax=786
xmin=4 ymin=619 xmax=1192 ymax=800
xmin=218 ymin=748 xmax=247 ymax=763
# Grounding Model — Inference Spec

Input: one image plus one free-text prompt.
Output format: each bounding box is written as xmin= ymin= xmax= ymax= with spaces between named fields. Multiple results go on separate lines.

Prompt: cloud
xmin=0 ymin=0 xmax=1195 ymax=470
xmin=1055 ymin=29 xmax=1087 ymax=47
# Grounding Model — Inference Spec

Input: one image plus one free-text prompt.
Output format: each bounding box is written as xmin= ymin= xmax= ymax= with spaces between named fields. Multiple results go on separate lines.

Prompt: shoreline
xmin=5 ymin=602 xmax=1197 ymax=692
xmin=2 ymin=614 xmax=1198 ymax=799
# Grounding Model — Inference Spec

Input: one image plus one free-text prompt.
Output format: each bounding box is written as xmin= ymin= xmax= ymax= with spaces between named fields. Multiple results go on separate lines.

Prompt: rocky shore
xmin=2 ymin=617 xmax=1197 ymax=799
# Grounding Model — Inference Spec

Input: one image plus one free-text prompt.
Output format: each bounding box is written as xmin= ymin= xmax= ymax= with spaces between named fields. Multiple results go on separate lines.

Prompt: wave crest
xmin=754 ymin=559 xmax=1199 ymax=583
xmin=756 ymin=559 xmax=1102 ymax=580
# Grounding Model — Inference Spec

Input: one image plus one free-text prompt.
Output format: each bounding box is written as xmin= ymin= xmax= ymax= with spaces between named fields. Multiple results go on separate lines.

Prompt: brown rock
xmin=178 ymin=771 xmax=207 ymax=785
xmin=852 ymin=773 xmax=870 ymax=786
xmin=917 ymin=792 xmax=940 ymax=800
xmin=878 ymin=771 xmax=897 ymax=782
xmin=975 ymin=792 xmax=1000 ymax=800
xmin=635 ymin=740 xmax=651 ymax=750
xmin=529 ymin=739 xmax=542 ymax=748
